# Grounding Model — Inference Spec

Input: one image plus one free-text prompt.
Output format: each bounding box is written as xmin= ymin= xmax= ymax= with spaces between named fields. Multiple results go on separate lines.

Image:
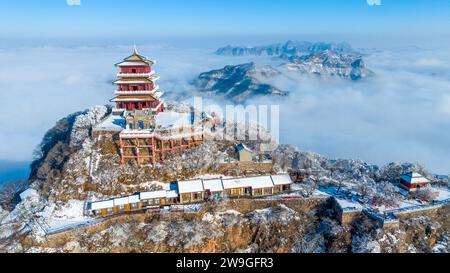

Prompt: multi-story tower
xmin=110 ymin=47 xmax=205 ymax=166
xmin=112 ymin=46 xmax=164 ymax=115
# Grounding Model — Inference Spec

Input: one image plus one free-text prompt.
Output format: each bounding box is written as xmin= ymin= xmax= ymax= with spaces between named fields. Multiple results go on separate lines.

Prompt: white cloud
xmin=0 ymin=43 xmax=449 ymax=175
xmin=367 ymin=0 xmax=382 ymax=6
xmin=66 ymin=0 xmax=81 ymax=6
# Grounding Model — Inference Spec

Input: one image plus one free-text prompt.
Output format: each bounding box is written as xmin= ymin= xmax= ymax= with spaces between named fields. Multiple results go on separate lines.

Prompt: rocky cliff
xmin=0 ymin=106 xmax=449 ymax=253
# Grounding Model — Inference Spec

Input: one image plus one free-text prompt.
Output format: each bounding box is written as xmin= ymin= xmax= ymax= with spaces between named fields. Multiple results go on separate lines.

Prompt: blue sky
xmin=1 ymin=0 xmax=449 ymax=46
xmin=0 ymin=1 xmax=449 ymax=175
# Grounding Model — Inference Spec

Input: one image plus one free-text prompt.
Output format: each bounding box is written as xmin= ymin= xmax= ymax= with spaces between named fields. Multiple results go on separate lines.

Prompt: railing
xmin=117 ymin=71 xmax=154 ymax=78
xmin=114 ymin=86 xmax=159 ymax=95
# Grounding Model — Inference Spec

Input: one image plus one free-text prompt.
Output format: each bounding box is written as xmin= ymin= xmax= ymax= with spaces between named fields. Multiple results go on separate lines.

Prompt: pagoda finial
xmin=132 ymin=44 xmax=138 ymax=55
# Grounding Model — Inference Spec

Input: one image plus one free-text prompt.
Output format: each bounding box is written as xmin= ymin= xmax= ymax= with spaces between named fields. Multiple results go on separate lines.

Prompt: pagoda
xmin=111 ymin=46 xmax=164 ymax=115
xmin=106 ymin=47 xmax=205 ymax=166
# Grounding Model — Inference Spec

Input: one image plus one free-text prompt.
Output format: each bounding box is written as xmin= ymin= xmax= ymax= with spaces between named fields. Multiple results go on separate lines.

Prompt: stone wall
xmin=91 ymin=129 xmax=120 ymax=141
xmin=217 ymin=162 xmax=273 ymax=175
xmin=330 ymin=197 xmax=362 ymax=226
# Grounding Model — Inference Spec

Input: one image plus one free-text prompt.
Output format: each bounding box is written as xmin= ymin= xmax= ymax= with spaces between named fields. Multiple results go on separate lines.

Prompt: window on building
xmin=131 ymin=203 xmax=137 ymax=209
xmin=129 ymin=123 xmax=133 ymax=129
xmin=119 ymin=204 xmax=125 ymax=210
xmin=132 ymin=69 xmax=137 ymax=73
xmin=231 ymin=188 xmax=240 ymax=195
xmin=138 ymin=120 xmax=144 ymax=129
xmin=253 ymin=189 xmax=262 ymax=196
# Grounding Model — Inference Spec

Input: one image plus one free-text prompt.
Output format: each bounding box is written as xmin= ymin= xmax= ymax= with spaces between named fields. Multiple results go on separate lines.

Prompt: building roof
xmin=202 ymin=178 xmax=224 ymax=192
xmin=334 ymin=197 xmax=363 ymax=212
xmin=236 ymin=143 xmax=253 ymax=153
xmin=177 ymin=179 xmax=205 ymax=194
xmin=115 ymin=47 xmax=155 ymax=66
xmin=91 ymin=200 xmax=114 ymax=210
xmin=400 ymin=172 xmax=430 ymax=184
xmin=155 ymin=111 xmax=193 ymax=129
xmin=93 ymin=114 xmax=125 ymax=132
xmin=129 ymin=194 xmax=140 ymax=203
xmin=271 ymin=174 xmax=293 ymax=185
xmin=222 ymin=175 xmax=274 ymax=189
xmin=113 ymin=196 xmax=130 ymax=206
xmin=140 ymin=190 xmax=177 ymax=199
xmin=111 ymin=95 xmax=160 ymax=102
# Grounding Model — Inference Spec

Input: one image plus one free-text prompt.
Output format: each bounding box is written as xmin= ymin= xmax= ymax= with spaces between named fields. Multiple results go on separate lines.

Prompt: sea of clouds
xmin=0 ymin=43 xmax=448 ymax=174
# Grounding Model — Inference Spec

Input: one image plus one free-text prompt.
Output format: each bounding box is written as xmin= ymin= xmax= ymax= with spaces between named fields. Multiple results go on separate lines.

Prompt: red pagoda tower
xmin=111 ymin=46 xmax=164 ymax=114
xmin=107 ymin=47 xmax=205 ymax=166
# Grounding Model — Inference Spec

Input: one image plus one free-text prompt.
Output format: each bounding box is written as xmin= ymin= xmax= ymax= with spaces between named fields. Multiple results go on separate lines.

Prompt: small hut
xmin=235 ymin=143 xmax=254 ymax=162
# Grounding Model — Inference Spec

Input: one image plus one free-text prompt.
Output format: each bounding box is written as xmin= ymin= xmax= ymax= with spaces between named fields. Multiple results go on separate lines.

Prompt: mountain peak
xmin=193 ymin=63 xmax=286 ymax=103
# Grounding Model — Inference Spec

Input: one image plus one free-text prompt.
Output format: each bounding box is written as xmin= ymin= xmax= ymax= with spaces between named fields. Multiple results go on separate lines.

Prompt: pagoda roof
xmin=115 ymin=46 xmax=156 ymax=66
xmin=111 ymin=94 xmax=162 ymax=102
xmin=400 ymin=172 xmax=430 ymax=184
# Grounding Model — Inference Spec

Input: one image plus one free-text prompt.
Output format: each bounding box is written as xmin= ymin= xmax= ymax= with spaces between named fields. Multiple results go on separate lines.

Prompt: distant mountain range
xmin=192 ymin=62 xmax=287 ymax=103
xmin=284 ymin=51 xmax=372 ymax=80
xmin=215 ymin=40 xmax=357 ymax=58
xmin=192 ymin=41 xmax=373 ymax=102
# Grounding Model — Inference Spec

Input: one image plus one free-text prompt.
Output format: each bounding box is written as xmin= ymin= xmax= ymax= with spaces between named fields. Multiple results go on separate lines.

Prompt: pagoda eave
xmin=115 ymin=60 xmax=156 ymax=67
xmin=114 ymin=86 xmax=160 ymax=95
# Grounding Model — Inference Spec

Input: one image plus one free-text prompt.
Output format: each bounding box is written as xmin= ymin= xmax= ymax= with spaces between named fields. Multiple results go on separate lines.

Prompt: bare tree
xmin=0 ymin=179 xmax=28 ymax=210
xmin=414 ymin=188 xmax=435 ymax=203
xmin=355 ymin=181 xmax=374 ymax=201
xmin=303 ymin=177 xmax=319 ymax=197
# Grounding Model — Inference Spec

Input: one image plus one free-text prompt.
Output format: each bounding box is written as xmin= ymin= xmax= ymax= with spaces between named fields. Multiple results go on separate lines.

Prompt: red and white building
xmin=399 ymin=172 xmax=431 ymax=192
xmin=106 ymin=47 xmax=205 ymax=166
xmin=111 ymin=46 xmax=164 ymax=114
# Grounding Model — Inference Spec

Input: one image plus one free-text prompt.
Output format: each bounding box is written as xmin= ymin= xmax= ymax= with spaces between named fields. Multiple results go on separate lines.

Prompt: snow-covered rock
xmin=193 ymin=62 xmax=287 ymax=103
xmin=19 ymin=188 xmax=39 ymax=202
xmin=69 ymin=105 xmax=108 ymax=147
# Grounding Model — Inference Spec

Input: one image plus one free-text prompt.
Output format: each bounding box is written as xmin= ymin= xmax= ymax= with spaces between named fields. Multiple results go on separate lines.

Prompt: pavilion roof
xmin=115 ymin=46 xmax=155 ymax=66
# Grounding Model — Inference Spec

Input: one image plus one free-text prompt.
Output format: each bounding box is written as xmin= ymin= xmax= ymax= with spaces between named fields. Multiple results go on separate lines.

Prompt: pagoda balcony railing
xmin=114 ymin=86 xmax=160 ymax=95
xmin=117 ymin=71 xmax=155 ymax=78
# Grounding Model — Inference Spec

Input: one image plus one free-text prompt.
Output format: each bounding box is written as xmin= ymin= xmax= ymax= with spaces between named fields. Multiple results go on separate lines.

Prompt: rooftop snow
xmin=129 ymin=195 xmax=140 ymax=203
xmin=202 ymin=178 xmax=224 ymax=192
xmin=334 ymin=197 xmax=363 ymax=211
xmin=155 ymin=111 xmax=193 ymax=129
xmin=113 ymin=197 xmax=130 ymax=206
xmin=222 ymin=176 xmax=274 ymax=189
xmin=91 ymin=200 xmax=114 ymax=210
xmin=236 ymin=143 xmax=253 ymax=153
xmin=271 ymin=174 xmax=293 ymax=185
xmin=177 ymin=179 xmax=204 ymax=194
xmin=400 ymin=172 xmax=430 ymax=184
xmin=140 ymin=190 xmax=177 ymax=199
xmin=93 ymin=114 xmax=125 ymax=131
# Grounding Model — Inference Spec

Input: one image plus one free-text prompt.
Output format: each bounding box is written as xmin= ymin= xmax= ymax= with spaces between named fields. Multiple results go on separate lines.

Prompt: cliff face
xmin=28 ymin=105 xmax=232 ymax=202
xmin=0 ymin=105 xmax=449 ymax=253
